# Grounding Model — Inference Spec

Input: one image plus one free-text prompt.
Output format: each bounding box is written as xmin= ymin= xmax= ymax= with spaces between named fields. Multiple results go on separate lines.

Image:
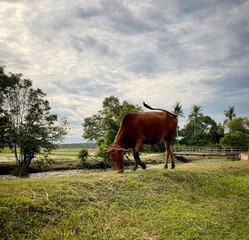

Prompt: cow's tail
xmin=143 ymin=102 xmax=177 ymax=118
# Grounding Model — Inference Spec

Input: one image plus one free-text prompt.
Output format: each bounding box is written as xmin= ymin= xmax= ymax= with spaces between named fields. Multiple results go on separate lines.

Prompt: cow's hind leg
xmin=163 ymin=141 xmax=175 ymax=169
xmin=169 ymin=144 xmax=175 ymax=169
xmin=165 ymin=148 xmax=169 ymax=169
xmin=132 ymin=141 xmax=146 ymax=171
xmin=163 ymin=140 xmax=169 ymax=169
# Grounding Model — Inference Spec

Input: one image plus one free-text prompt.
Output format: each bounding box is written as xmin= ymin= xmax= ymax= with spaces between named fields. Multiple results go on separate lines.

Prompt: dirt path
xmin=0 ymin=164 xmax=166 ymax=180
xmin=0 ymin=169 xmax=109 ymax=180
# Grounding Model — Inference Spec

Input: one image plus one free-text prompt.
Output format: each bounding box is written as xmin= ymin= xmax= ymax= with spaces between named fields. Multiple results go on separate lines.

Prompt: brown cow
xmin=108 ymin=102 xmax=178 ymax=173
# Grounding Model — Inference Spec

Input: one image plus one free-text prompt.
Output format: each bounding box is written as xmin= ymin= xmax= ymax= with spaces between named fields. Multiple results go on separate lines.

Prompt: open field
xmin=0 ymin=148 xmax=100 ymax=174
xmin=0 ymin=147 xmax=233 ymax=166
xmin=0 ymin=148 xmax=99 ymax=163
xmin=0 ymin=146 xmax=243 ymax=176
xmin=0 ymin=148 xmax=167 ymax=174
xmin=1 ymin=160 xmax=249 ymax=239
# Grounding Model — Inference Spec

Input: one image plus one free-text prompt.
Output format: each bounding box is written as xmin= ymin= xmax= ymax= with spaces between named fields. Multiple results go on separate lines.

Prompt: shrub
xmin=78 ymin=148 xmax=88 ymax=166
xmin=11 ymin=166 xmax=29 ymax=177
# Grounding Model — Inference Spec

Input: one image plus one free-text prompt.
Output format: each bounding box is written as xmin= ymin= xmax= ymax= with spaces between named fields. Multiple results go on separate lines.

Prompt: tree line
xmin=83 ymin=96 xmax=249 ymax=153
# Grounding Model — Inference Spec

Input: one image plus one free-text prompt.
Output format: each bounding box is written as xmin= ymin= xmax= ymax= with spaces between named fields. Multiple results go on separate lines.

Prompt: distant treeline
xmin=58 ymin=143 xmax=96 ymax=149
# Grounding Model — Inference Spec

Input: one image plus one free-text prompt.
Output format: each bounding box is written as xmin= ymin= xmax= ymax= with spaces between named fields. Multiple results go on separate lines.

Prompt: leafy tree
xmin=83 ymin=96 xmax=141 ymax=150
xmin=83 ymin=112 xmax=103 ymax=141
xmin=198 ymin=115 xmax=215 ymax=132
xmin=188 ymin=105 xmax=203 ymax=133
xmin=172 ymin=101 xmax=184 ymax=145
xmin=212 ymin=123 xmax=225 ymax=145
xmin=191 ymin=130 xmax=212 ymax=146
xmin=180 ymin=114 xmax=220 ymax=146
xmin=0 ymin=66 xmax=15 ymax=149
xmin=221 ymin=117 xmax=249 ymax=149
xmin=225 ymin=117 xmax=249 ymax=133
xmin=0 ymin=66 xmax=68 ymax=170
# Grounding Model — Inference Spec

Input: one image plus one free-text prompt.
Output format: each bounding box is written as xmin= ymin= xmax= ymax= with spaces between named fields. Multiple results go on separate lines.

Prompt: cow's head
xmin=108 ymin=145 xmax=127 ymax=173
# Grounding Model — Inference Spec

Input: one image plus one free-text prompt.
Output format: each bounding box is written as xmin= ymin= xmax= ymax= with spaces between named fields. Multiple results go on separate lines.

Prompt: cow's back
xmin=114 ymin=111 xmax=177 ymax=147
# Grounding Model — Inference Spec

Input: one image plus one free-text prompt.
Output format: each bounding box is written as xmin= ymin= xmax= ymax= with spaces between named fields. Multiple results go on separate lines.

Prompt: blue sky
xmin=0 ymin=0 xmax=249 ymax=143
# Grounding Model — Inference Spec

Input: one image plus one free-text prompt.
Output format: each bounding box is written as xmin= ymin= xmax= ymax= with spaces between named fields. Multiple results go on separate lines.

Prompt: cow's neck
xmin=113 ymin=131 xmax=127 ymax=149
xmin=113 ymin=139 xmax=127 ymax=149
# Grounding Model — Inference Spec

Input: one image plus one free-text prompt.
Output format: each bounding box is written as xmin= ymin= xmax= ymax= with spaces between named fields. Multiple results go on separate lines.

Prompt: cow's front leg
xmin=132 ymin=152 xmax=139 ymax=170
xmin=133 ymin=152 xmax=146 ymax=170
xmin=133 ymin=141 xmax=146 ymax=170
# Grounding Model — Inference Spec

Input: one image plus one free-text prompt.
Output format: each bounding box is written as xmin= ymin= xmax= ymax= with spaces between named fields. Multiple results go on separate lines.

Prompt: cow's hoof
xmin=117 ymin=169 xmax=124 ymax=173
xmin=164 ymin=164 xmax=168 ymax=169
xmin=140 ymin=162 xmax=146 ymax=169
xmin=171 ymin=163 xmax=175 ymax=169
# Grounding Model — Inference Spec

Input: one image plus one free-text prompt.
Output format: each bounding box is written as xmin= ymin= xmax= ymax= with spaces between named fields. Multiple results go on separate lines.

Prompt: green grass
xmin=0 ymin=148 xmax=165 ymax=173
xmin=0 ymin=148 xmax=98 ymax=162
xmin=0 ymin=148 xmax=100 ymax=173
xmin=1 ymin=160 xmax=249 ymax=239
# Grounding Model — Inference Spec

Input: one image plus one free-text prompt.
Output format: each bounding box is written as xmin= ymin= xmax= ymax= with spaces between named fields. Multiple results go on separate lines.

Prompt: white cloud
xmin=0 ymin=0 xmax=248 ymax=143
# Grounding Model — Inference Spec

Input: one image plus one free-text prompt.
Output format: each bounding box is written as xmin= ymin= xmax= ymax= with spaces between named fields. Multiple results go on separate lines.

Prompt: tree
xmin=83 ymin=96 xmax=141 ymax=150
xmin=173 ymin=101 xmax=184 ymax=118
xmin=0 ymin=66 xmax=12 ymax=148
xmin=83 ymin=112 xmax=103 ymax=141
xmin=188 ymin=105 xmax=203 ymax=133
xmin=221 ymin=117 xmax=249 ymax=149
xmin=0 ymin=66 xmax=68 ymax=171
xmin=172 ymin=101 xmax=184 ymax=145
xmin=180 ymin=114 xmax=220 ymax=146
xmin=224 ymin=106 xmax=236 ymax=123
xmin=212 ymin=123 xmax=225 ymax=145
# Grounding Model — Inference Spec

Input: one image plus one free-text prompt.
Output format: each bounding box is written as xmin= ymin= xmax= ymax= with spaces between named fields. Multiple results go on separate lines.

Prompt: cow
xmin=108 ymin=102 xmax=178 ymax=173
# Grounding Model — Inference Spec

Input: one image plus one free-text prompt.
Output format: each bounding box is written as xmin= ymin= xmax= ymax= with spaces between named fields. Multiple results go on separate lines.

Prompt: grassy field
xmin=0 ymin=148 xmax=100 ymax=174
xmin=0 ymin=148 xmax=99 ymax=162
xmin=0 ymin=148 xmax=166 ymax=174
xmin=1 ymin=159 xmax=249 ymax=239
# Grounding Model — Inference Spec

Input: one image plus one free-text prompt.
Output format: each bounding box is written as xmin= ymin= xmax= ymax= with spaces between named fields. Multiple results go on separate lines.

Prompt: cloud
xmin=202 ymin=71 xmax=249 ymax=102
xmin=0 ymin=0 xmax=248 ymax=143
xmin=70 ymin=35 xmax=116 ymax=56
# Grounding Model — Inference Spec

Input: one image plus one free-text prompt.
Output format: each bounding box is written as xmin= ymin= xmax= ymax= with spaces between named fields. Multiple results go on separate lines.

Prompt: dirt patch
xmin=0 ymin=168 xmax=109 ymax=180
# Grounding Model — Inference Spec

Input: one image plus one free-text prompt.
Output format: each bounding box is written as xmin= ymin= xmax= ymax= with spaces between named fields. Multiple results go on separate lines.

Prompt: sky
xmin=0 ymin=0 xmax=249 ymax=143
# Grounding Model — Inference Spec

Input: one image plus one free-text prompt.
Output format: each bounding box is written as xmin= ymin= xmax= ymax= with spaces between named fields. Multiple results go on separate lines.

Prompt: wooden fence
xmin=174 ymin=147 xmax=249 ymax=160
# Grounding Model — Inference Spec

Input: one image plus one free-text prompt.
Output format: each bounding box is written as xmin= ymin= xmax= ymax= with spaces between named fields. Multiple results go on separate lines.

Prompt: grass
xmin=0 ymin=148 xmax=166 ymax=174
xmin=1 ymin=160 xmax=249 ymax=239
xmin=0 ymin=148 xmax=99 ymax=162
xmin=0 ymin=148 xmax=100 ymax=174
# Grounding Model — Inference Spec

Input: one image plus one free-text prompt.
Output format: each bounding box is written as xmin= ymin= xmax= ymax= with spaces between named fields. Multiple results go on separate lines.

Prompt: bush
xmin=78 ymin=148 xmax=88 ymax=166
xmin=11 ymin=166 xmax=29 ymax=177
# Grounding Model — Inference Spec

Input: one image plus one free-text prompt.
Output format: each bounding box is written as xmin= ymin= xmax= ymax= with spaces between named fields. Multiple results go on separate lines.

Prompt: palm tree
xmin=224 ymin=106 xmax=236 ymax=123
xmin=172 ymin=101 xmax=184 ymax=145
xmin=173 ymin=101 xmax=184 ymax=118
xmin=188 ymin=105 xmax=203 ymax=133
